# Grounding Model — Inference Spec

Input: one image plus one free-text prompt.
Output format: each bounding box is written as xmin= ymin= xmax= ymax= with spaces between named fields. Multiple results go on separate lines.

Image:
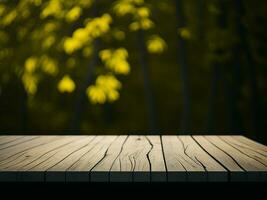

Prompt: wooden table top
xmin=0 ymin=135 xmax=266 ymax=182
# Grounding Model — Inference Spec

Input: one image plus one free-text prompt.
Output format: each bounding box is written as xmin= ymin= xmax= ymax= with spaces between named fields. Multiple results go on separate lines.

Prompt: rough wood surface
xmin=162 ymin=136 xmax=227 ymax=182
xmin=0 ymin=135 xmax=266 ymax=182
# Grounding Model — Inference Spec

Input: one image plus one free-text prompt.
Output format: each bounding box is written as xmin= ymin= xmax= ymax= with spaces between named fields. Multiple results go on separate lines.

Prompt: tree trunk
xmin=207 ymin=0 xmax=226 ymax=133
xmin=207 ymin=0 xmax=243 ymax=134
xmin=175 ymin=0 xmax=191 ymax=132
xmin=19 ymin=81 xmax=28 ymax=133
xmin=104 ymin=103 xmax=114 ymax=128
xmin=234 ymin=0 xmax=263 ymax=137
xmin=197 ymin=0 xmax=205 ymax=39
xmin=206 ymin=65 xmax=221 ymax=132
xmin=70 ymin=39 xmax=100 ymax=133
xmin=70 ymin=3 xmax=100 ymax=133
xmin=137 ymin=29 xmax=158 ymax=133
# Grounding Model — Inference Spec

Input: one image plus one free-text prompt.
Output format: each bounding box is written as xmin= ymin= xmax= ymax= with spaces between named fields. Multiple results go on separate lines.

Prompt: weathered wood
xmin=220 ymin=136 xmax=267 ymax=165
xmin=0 ymin=136 xmax=64 ymax=181
xmin=0 ymin=135 xmax=267 ymax=182
xmin=0 ymin=137 xmax=78 ymax=169
xmin=0 ymin=136 xmax=27 ymax=146
xmin=0 ymin=136 xmax=40 ymax=151
xmin=161 ymin=136 xmax=186 ymax=182
xmin=0 ymin=136 xmax=61 ymax=162
xmin=46 ymin=136 xmax=97 ymax=182
xmin=65 ymin=136 xmax=117 ymax=182
xmin=230 ymin=136 xmax=267 ymax=156
xmin=90 ymin=135 xmax=128 ymax=182
xmin=203 ymin=136 xmax=267 ymax=181
xmin=233 ymin=136 xmax=267 ymax=152
xmin=146 ymin=136 xmax=166 ymax=182
xmin=162 ymin=136 xmax=227 ymax=182
xmin=17 ymin=136 xmax=89 ymax=182
xmin=193 ymin=136 xmax=245 ymax=181
xmin=109 ymin=135 xmax=153 ymax=182
xmin=30 ymin=136 xmax=93 ymax=182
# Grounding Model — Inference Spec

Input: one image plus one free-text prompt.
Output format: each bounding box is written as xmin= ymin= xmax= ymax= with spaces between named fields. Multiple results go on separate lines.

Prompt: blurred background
xmin=0 ymin=0 xmax=267 ymax=144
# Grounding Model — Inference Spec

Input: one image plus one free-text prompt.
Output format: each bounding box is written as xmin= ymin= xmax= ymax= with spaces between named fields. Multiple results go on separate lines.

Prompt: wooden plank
xmin=204 ymin=136 xmax=267 ymax=181
xmin=25 ymin=136 xmax=91 ymax=182
xmin=177 ymin=136 xmax=227 ymax=182
xmin=220 ymin=136 xmax=267 ymax=181
xmin=0 ymin=136 xmax=39 ymax=150
xmin=146 ymin=136 xmax=167 ymax=182
xmin=162 ymin=136 xmax=227 ymax=182
xmin=90 ymin=135 xmax=128 ymax=182
xmin=46 ymin=135 xmax=104 ymax=182
xmin=65 ymin=136 xmax=117 ymax=182
xmin=0 ymin=136 xmax=62 ymax=162
xmin=18 ymin=136 xmax=88 ymax=171
xmin=91 ymin=136 xmax=166 ymax=182
xmin=0 ymin=136 xmax=27 ymax=146
xmin=0 ymin=136 xmax=20 ymax=142
xmin=0 ymin=136 xmax=82 ymax=171
xmin=231 ymin=136 xmax=267 ymax=154
xmin=1 ymin=135 xmax=267 ymax=182
xmin=221 ymin=136 xmax=267 ymax=164
xmin=0 ymin=136 xmax=64 ymax=181
xmin=0 ymin=171 xmax=18 ymax=182
xmin=109 ymin=135 xmax=153 ymax=182
xmin=161 ymin=136 xmax=186 ymax=182
xmin=192 ymin=136 xmax=245 ymax=181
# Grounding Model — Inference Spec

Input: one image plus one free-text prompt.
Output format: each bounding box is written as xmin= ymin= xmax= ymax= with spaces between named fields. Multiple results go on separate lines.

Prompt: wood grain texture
xmin=109 ymin=135 xmax=153 ymax=182
xmin=90 ymin=135 xmax=128 ymax=182
xmin=193 ymin=136 xmax=245 ymax=181
xmin=202 ymin=136 xmax=267 ymax=181
xmin=0 ymin=137 xmax=79 ymax=170
xmin=162 ymin=136 xmax=227 ymax=182
xmin=146 ymin=136 xmax=166 ymax=182
xmin=0 ymin=135 xmax=267 ymax=182
xmin=233 ymin=136 xmax=267 ymax=153
xmin=0 ymin=136 xmax=61 ymax=162
xmin=228 ymin=136 xmax=267 ymax=157
xmin=0 ymin=136 xmax=28 ymax=146
xmin=66 ymin=135 xmax=117 ymax=182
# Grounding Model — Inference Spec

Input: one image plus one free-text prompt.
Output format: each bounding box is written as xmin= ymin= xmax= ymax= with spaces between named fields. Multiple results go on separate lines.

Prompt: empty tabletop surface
xmin=0 ymin=135 xmax=267 ymax=182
